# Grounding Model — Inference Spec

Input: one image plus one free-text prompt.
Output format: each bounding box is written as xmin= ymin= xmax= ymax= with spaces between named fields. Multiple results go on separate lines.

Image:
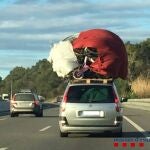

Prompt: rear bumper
xmin=10 ymin=107 xmax=40 ymax=114
xmin=59 ymin=123 xmax=122 ymax=133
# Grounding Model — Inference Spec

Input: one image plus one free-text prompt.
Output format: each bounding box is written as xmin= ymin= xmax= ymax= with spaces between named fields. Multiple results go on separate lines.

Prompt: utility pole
xmin=11 ymin=80 xmax=13 ymax=100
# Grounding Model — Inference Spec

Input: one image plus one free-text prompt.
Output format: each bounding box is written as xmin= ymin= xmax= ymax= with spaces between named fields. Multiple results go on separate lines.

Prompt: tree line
xmin=0 ymin=59 xmax=66 ymax=99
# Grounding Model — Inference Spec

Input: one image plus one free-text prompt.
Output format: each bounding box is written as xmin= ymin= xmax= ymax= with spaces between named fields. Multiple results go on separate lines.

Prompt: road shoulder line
xmin=123 ymin=115 xmax=150 ymax=138
xmin=39 ymin=126 xmax=51 ymax=132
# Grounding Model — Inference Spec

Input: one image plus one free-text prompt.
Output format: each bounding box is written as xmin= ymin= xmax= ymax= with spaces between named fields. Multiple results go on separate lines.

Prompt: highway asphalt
xmin=0 ymin=103 xmax=150 ymax=150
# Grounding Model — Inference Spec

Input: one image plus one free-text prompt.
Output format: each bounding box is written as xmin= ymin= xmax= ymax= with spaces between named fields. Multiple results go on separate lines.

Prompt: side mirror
xmin=121 ymin=97 xmax=128 ymax=103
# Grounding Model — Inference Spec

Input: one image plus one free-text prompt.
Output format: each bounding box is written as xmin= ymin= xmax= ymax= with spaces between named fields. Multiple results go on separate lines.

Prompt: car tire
xmin=35 ymin=109 xmax=43 ymax=117
xmin=10 ymin=113 xmax=15 ymax=117
xmin=39 ymin=110 xmax=43 ymax=117
xmin=10 ymin=113 xmax=18 ymax=117
xmin=60 ymin=131 xmax=68 ymax=137
xmin=115 ymin=128 xmax=123 ymax=137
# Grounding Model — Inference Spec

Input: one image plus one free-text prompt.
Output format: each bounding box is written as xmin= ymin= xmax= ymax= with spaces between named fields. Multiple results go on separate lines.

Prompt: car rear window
xmin=67 ymin=85 xmax=115 ymax=103
xmin=15 ymin=94 xmax=34 ymax=101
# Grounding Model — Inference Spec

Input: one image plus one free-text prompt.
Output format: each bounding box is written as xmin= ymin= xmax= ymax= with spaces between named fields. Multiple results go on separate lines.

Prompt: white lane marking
xmin=123 ymin=116 xmax=150 ymax=138
xmin=0 ymin=118 xmax=7 ymax=121
xmin=0 ymin=147 xmax=8 ymax=150
xmin=39 ymin=126 xmax=51 ymax=132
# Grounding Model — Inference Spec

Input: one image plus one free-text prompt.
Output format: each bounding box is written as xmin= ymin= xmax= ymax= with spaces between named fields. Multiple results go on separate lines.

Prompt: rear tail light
xmin=60 ymin=93 xmax=68 ymax=112
xmin=115 ymin=103 xmax=120 ymax=112
xmin=114 ymin=97 xmax=119 ymax=103
xmin=33 ymin=100 xmax=39 ymax=106
xmin=11 ymin=96 xmax=17 ymax=105
xmin=114 ymin=98 xmax=120 ymax=112
xmin=13 ymin=95 xmax=16 ymax=101
xmin=62 ymin=89 xmax=68 ymax=103
xmin=62 ymin=93 xmax=68 ymax=103
xmin=113 ymin=90 xmax=121 ymax=112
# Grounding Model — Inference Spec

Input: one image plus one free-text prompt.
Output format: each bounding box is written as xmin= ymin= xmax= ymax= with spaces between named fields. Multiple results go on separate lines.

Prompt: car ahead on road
xmin=59 ymin=79 xmax=123 ymax=137
xmin=10 ymin=90 xmax=43 ymax=117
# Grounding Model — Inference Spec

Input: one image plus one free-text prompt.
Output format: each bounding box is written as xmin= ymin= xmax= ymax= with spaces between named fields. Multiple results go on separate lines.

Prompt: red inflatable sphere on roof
xmin=72 ymin=29 xmax=128 ymax=79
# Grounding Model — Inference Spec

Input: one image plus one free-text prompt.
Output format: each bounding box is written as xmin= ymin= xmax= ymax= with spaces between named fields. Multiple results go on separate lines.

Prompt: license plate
xmin=79 ymin=111 xmax=104 ymax=117
xmin=19 ymin=102 xmax=32 ymax=107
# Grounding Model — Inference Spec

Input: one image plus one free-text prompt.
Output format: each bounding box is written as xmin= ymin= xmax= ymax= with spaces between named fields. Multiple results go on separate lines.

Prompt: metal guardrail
xmin=122 ymin=98 xmax=150 ymax=111
xmin=127 ymin=98 xmax=150 ymax=102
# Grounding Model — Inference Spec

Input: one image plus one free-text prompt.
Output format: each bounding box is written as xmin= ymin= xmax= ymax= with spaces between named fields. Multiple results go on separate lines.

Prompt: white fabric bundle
xmin=48 ymin=40 xmax=78 ymax=77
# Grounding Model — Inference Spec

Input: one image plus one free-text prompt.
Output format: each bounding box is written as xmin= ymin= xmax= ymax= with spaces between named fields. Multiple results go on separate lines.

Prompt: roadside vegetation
xmin=116 ymin=38 xmax=150 ymax=98
xmin=0 ymin=59 xmax=67 ymax=99
xmin=0 ymin=39 xmax=150 ymax=99
xmin=131 ymin=76 xmax=150 ymax=98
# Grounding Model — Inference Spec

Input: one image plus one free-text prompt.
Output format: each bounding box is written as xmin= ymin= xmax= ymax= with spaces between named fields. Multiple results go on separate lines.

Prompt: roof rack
xmin=19 ymin=89 xmax=33 ymax=93
xmin=70 ymin=78 xmax=113 ymax=84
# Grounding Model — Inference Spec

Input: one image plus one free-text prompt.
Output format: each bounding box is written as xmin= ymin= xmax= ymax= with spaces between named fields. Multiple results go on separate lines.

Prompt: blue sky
xmin=0 ymin=0 xmax=150 ymax=79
